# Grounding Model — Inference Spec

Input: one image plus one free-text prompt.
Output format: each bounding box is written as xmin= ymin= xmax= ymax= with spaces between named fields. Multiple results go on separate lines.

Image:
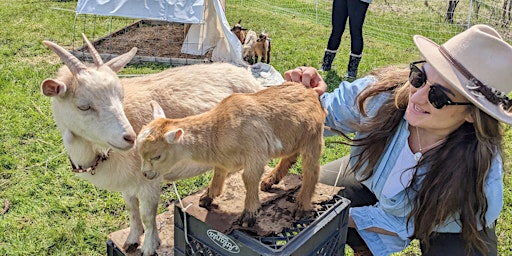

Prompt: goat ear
xmin=164 ymin=128 xmax=184 ymax=144
xmin=150 ymin=100 xmax=166 ymax=119
xmin=105 ymin=47 xmax=137 ymax=73
xmin=41 ymin=78 xmax=67 ymax=97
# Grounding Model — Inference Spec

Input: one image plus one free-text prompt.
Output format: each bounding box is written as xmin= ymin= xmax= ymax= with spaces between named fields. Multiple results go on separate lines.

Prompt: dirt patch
xmin=74 ymin=20 xmax=212 ymax=60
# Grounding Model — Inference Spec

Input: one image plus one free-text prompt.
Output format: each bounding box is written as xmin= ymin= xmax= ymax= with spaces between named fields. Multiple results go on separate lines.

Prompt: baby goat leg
xmin=199 ymin=167 xmax=228 ymax=209
xmin=295 ymin=145 xmax=322 ymax=218
xmin=238 ymin=163 xmax=266 ymax=227
xmin=260 ymin=153 xmax=299 ymax=192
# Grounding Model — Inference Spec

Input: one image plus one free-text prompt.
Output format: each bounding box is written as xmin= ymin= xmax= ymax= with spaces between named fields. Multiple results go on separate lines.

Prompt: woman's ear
xmin=465 ymin=110 xmax=475 ymax=123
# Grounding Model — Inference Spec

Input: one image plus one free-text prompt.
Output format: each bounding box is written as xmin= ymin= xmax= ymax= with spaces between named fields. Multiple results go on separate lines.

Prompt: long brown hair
xmin=348 ymin=65 xmax=502 ymax=254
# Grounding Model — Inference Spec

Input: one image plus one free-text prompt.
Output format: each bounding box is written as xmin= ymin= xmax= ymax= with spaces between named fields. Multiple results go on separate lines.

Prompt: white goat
xmin=136 ymin=82 xmax=326 ymax=227
xmin=41 ymin=34 xmax=263 ymax=255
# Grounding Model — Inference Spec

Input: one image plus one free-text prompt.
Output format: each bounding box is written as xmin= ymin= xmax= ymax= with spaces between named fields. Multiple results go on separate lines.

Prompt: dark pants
xmin=326 ymin=0 xmax=369 ymax=55
xmin=421 ymin=229 xmax=497 ymax=256
xmin=319 ymin=156 xmax=498 ymax=255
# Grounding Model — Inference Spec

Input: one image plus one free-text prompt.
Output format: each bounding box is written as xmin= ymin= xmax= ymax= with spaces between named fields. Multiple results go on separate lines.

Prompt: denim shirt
xmin=320 ymin=76 xmax=504 ymax=255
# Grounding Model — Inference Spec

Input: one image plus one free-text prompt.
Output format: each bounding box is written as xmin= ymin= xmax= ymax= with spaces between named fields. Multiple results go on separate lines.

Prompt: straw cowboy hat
xmin=414 ymin=24 xmax=512 ymax=125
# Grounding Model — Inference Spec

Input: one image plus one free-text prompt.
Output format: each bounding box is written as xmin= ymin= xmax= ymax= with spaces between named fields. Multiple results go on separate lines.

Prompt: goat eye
xmin=77 ymin=105 xmax=91 ymax=111
xmin=151 ymin=155 xmax=161 ymax=161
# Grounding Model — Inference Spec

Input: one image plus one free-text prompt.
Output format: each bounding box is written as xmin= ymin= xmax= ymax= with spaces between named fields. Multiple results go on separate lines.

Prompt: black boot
xmin=346 ymin=53 xmax=362 ymax=81
xmin=321 ymin=50 xmax=337 ymax=71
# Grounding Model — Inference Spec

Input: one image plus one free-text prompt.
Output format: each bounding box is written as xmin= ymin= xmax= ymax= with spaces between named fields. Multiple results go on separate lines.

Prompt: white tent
xmin=75 ymin=0 xmax=245 ymax=66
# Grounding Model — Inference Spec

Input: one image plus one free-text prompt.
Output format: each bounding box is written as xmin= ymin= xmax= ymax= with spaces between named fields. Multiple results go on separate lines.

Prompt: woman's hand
xmin=284 ymin=66 xmax=328 ymax=96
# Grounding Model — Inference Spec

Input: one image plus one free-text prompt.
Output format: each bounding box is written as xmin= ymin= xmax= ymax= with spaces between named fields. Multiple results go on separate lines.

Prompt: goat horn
xmin=81 ymin=33 xmax=104 ymax=67
xmin=43 ymin=40 xmax=87 ymax=76
xmin=105 ymin=47 xmax=137 ymax=73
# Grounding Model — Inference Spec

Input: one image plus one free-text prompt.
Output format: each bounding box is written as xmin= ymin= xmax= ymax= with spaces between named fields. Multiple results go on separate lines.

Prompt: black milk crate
xmin=106 ymin=240 xmax=124 ymax=256
xmin=174 ymin=195 xmax=350 ymax=256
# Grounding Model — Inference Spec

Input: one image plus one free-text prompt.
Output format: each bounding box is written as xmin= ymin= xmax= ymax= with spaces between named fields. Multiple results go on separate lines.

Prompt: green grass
xmin=0 ymin=0 xmax=511 ymax=255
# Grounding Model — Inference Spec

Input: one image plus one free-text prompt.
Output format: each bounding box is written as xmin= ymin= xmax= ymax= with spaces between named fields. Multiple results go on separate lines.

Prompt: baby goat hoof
xmin=260 ymin=176 xmax=281 ymax=191
xmin=239 ymin=210 xmax=257 ymax=227
xmin=123 ymin=242 xmax=139 ymax=253
xmin=293 ymin=208 xmax=312 ymax=220
xmin=260 ymin=180 xmax=274 ymax=192
xmin=199 ymin=195 xmax=213 ymax=209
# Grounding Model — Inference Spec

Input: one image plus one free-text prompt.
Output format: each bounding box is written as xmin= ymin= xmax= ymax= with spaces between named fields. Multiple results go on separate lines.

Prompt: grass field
xmin=1 ymin=0 xmax=511 ymax=255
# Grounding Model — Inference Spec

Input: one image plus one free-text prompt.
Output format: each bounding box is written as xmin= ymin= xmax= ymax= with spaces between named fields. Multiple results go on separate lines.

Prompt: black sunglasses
xmin=409 ymin=61 xmax=471 ymax=109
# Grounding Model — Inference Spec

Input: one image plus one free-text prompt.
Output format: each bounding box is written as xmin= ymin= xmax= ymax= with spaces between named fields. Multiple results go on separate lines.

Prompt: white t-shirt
xmin=381 ymin=142 xmax=417 ymax=198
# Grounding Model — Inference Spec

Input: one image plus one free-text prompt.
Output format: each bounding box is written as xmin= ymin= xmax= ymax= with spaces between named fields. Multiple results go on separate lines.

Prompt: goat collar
xmin=69 ymin=150 xmax=111 ymax=175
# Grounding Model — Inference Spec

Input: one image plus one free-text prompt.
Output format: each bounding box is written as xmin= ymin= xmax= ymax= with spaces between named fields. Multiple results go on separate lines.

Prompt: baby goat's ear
xmin=150 ymin=100 xmax=166 ymax=119
xmin=164 ymin=128 xmax=184 ymax=144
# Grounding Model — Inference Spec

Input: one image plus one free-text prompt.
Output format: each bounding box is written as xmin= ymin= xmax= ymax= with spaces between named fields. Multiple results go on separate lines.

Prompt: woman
xmin=286 ymin=24 xmax=511 ymax=255
xmin=321 ymin=0 xmax=372 ymax=80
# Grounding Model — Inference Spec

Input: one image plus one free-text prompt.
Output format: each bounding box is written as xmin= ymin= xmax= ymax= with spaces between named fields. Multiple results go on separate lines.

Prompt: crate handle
xmin=173 ymin=181 xmax=196 ymax=254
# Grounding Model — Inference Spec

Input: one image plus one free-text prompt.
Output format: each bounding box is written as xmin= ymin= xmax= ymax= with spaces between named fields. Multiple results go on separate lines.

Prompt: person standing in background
xmin=321 ymin=0 xmax=372 ymax=81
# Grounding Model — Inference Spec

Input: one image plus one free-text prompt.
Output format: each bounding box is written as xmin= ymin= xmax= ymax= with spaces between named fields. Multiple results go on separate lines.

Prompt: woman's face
xmin=405 ymin=63 xmax=473 ymax=137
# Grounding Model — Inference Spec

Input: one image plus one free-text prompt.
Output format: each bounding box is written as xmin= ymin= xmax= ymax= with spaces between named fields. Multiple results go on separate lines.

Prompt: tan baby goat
xmin=136 ymin=82 xmax=326 ymax=227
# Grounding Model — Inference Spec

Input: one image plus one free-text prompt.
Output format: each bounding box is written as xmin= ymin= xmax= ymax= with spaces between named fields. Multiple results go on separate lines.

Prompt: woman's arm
xmin=348 ymin=216 xmax=399 ymax=237
xmin=483 ymin=156 xmax=504 ymax=226
xmin=285 ymin=66 xmax=380 ymax=135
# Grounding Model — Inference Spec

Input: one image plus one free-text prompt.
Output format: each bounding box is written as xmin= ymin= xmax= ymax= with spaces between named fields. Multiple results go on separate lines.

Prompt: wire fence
xmin=232 ymin=0 xmax=512 ymax=47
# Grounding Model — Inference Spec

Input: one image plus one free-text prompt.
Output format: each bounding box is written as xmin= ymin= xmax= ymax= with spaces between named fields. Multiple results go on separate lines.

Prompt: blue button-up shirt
xmin=320 ymin=76 xmax=504 ymax=255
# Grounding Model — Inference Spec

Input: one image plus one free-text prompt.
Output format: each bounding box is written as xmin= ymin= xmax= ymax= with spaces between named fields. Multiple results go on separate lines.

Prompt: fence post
xmin=467 ymin=0 xmax=473 ymax=29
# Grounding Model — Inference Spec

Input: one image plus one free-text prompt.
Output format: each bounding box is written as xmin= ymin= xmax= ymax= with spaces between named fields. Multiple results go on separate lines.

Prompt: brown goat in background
xmin=230 ymin=19 xmax=248 ymax=45
xmin=254 ymin=31 xmax=272 ymax=64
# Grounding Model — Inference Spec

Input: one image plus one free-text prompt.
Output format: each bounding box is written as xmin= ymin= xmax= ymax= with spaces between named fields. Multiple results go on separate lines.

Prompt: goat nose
xmin=124 ymin=133 xmax=136 ymax=145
